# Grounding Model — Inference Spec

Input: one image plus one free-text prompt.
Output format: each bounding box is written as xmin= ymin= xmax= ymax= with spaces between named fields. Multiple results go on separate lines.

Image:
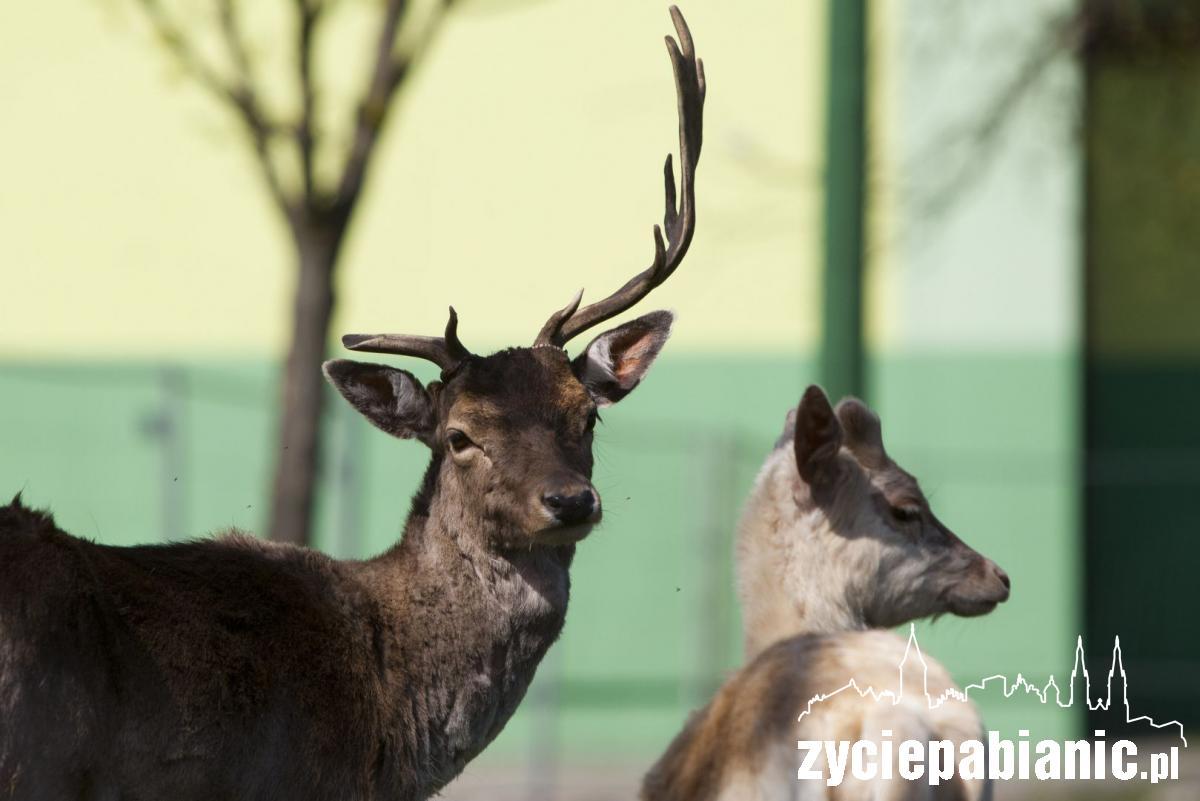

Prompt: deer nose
xmin=988 ymin=562 xmax=1011 ymax=598
xmin=542 ymin=488 xmax=597 ymax=525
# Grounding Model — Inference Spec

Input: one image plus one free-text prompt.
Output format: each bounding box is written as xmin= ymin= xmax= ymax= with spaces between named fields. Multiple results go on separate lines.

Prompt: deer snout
xmin=944 ymin=556 xmax=1011 ymax=618
xmin=541 ymin=485 xmax=600 ymax=526
xmin=986 ymin=560 xmax=1011 ymax=601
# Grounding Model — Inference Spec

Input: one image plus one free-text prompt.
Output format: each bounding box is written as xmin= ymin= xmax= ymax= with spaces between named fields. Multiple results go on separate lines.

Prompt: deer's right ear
xmin=794 ymin=385 xmax=844 ymax=486
xmin=323 ymin=360 xmax=437 ymax=445
xmin=571 ymin=310 xmax=674 ymax=407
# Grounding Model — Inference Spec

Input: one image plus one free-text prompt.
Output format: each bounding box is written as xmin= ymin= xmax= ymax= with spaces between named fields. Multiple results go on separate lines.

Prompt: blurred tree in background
xmin=904 ymin=0 xmax=1200 ymax=219
xmin=130 ymin=0 xmax=455 ymax=546
xmin=941 ymin=0 xmax=1200 ymax=734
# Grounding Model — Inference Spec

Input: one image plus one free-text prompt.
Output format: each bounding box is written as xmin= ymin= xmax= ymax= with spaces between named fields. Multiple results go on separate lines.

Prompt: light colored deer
xmin=0 ymin=9 xmax=704 ymax=801
xmin=642 ymin=386 xmax=1011 ymax=801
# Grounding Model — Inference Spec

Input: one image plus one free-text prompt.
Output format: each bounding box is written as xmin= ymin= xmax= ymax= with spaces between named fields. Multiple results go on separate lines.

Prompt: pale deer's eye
xmin=890 ymin=504 xmax=921 ymax=524
xmin=446 ymin=429 xmax=475 ymax=454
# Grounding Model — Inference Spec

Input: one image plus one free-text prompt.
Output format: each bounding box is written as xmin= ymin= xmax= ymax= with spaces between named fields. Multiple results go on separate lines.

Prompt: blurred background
xmin=1 ymin=0 xmax=1197 ymax=798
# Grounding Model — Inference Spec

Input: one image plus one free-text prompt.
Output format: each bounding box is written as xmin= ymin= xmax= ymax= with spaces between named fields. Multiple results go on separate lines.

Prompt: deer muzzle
xmin=947 ymin=557 xmax=1011 ymax=617
xmin=542 ymin=488 xmax=598 ymax=525
xmin=530 ymin=475 xmax=602 ymax=544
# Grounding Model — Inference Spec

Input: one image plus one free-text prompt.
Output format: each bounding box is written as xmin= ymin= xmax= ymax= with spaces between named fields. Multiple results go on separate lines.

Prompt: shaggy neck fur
xmin=735 ymin=447 xmax=873 ymax=662
xmin=355 ymin=471 xmax=574 ymax=797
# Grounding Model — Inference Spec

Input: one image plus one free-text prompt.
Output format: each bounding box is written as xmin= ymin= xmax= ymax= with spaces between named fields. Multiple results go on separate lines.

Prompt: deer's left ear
xmin=572 ymin=310 xmax=674 ymax=406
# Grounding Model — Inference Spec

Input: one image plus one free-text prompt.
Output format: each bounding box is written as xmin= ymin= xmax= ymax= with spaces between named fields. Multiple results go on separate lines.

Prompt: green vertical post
xmin=821 ymin=0 xmax=867 ymax=401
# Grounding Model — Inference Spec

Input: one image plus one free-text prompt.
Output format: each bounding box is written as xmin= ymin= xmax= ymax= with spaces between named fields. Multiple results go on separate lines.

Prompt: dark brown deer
xmin=0 ymin=9 xmax=704 ymax=800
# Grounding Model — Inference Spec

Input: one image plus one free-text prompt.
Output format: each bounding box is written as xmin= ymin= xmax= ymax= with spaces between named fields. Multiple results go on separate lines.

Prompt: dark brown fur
xmin=0 ymin=495 xmax=566 ymax=801
xmin=0 ymin=321 xmax=673 ymax=801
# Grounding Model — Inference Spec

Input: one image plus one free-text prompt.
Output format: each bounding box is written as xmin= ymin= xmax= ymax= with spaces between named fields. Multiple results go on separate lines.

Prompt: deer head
xmin=324 ymin=7 xmax=704 ymax=549
xmin=737 ymin=386 xmax=1010 ymax=659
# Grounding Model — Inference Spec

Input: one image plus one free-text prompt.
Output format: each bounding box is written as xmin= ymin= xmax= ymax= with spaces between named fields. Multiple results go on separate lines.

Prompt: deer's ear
xmin=835 ymin=397 xmax=887 ymax=468
xmin=571 ymin=310 xmax=673 ymax=407
xmin=794 ymin=385 xmax=844 ymax=486
xmin=323 ymin=360 xmax=436 ymax=445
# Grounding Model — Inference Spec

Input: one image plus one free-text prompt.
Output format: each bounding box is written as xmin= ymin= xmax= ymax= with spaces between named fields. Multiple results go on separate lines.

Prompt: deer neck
xmin=373 ymin=480 xmax=576 ymax=651
xmin=735 ymin=448 xmax=868 ymax=662
xmin=356 ymin=470 xmax=574 ymax=795
xmin=398 ymin=492 xmax=576 ymax=614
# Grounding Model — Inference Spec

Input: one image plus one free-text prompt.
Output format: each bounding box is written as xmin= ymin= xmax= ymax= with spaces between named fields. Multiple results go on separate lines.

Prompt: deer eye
xmin=446 ymin=429 xmax=475 ymax=454
xmin=890 ymin=504 xmax=921 ymax=524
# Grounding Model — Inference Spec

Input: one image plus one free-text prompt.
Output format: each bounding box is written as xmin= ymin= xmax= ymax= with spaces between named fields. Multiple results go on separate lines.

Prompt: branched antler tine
xmin=444 ymin=306 xmax=470 ymax=362
xmin=663 ymin=154 xmax=678 ymax=231
xmin=343 ymin=308 xmax=473 ymax=373
xmin=652 ymin=224 xmax=667 ymax=275
xmin=539 ymin=6 xmax=705 ymax=348
xmin=669 ymin=4 xmax=694 ymax=60
xmin=667 ymin=30 xmax=704 ymax=175
xmin=533 ymin=289 xmax=584 ymax=347
xmin=341 ymin=333 xmax=454 ymax=367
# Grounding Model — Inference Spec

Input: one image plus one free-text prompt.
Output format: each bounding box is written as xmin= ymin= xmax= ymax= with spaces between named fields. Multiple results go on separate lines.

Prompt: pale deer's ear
xmin=794 ymin=385 xmax=844 ymax=486
xmin=835 ymin=397 xmax=887 ymax=468
xmin=571 ymin=310 xmax=674 ymax=407
xmin=323 ymin=360 xmax=436 ymax=445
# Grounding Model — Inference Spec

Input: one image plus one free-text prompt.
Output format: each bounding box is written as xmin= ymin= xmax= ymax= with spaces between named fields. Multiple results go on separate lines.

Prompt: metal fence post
xmin=822 ymin=0 xmax=868 ymax=401
xmin=140 ymin=365 xmax=189 ymax=542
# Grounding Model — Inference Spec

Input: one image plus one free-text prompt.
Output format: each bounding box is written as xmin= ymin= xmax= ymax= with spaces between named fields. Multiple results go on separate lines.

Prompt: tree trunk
xmin=268 ymin=225 xmax=343 ymax=546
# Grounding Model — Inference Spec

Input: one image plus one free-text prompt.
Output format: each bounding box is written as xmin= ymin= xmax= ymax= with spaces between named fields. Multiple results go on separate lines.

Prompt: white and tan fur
xmin=643 ymin=387 xmax=1010 ymax=801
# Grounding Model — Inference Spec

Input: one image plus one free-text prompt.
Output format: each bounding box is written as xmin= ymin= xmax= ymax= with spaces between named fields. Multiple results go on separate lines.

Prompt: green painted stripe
xmin=0 ymin=352 xmax=1080 ymax=754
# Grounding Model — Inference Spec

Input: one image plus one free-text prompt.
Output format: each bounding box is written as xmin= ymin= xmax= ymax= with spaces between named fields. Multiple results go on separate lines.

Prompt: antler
xmin=534 ymin=5 xmax=706 ymax=349
xmin=342 ymin=307 xmax=472 ymax=375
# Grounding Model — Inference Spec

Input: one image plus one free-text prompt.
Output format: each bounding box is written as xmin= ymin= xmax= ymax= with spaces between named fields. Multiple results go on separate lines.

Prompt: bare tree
xmin=132 ymin=0 xmax=456 ymax=545
xmin=896 ymin=0 xmax=1200 ymax=229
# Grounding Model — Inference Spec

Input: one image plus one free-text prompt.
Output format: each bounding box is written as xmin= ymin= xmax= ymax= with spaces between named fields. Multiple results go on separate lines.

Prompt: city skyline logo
xmin=797 ymin=624 xmax=1187 ymax=747
xmin=793 ymin=626 xmax=1186 ymax=786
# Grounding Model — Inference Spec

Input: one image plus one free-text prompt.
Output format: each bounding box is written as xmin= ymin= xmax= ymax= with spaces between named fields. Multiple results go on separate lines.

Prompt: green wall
xmin=0 ymin=350 xmax=1079 ymax=759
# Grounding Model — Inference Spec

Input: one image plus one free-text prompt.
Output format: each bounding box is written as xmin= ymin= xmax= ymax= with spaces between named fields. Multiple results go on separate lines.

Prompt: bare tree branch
xmin=901 ymin=6 xmax=1090 ymax=226
xmin=214 ymin=0 xmax=296 ymax=218
xmin=216 ymin=0 xmax=253 ymax=80
xmin=294 ymin=0 xmax=323 ymax=206
xmin=136 ymin=0 xmax=293 ymax=218
xmin=334 ymin=0 xmax=453 ymax=212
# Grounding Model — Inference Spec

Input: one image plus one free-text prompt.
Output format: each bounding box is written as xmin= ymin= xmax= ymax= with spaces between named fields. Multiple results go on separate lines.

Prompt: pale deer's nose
xmin=542 ymin=488 xmax=597 ymax=525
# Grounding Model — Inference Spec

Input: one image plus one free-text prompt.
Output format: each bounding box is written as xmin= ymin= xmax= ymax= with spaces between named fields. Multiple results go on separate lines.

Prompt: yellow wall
xmin=0 ymin=1 xmax=824 ymax=359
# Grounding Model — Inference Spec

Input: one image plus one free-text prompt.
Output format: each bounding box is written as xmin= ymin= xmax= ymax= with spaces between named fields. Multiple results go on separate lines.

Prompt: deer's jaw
xmin=533 ymin=520 xmax=598 ymax=546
